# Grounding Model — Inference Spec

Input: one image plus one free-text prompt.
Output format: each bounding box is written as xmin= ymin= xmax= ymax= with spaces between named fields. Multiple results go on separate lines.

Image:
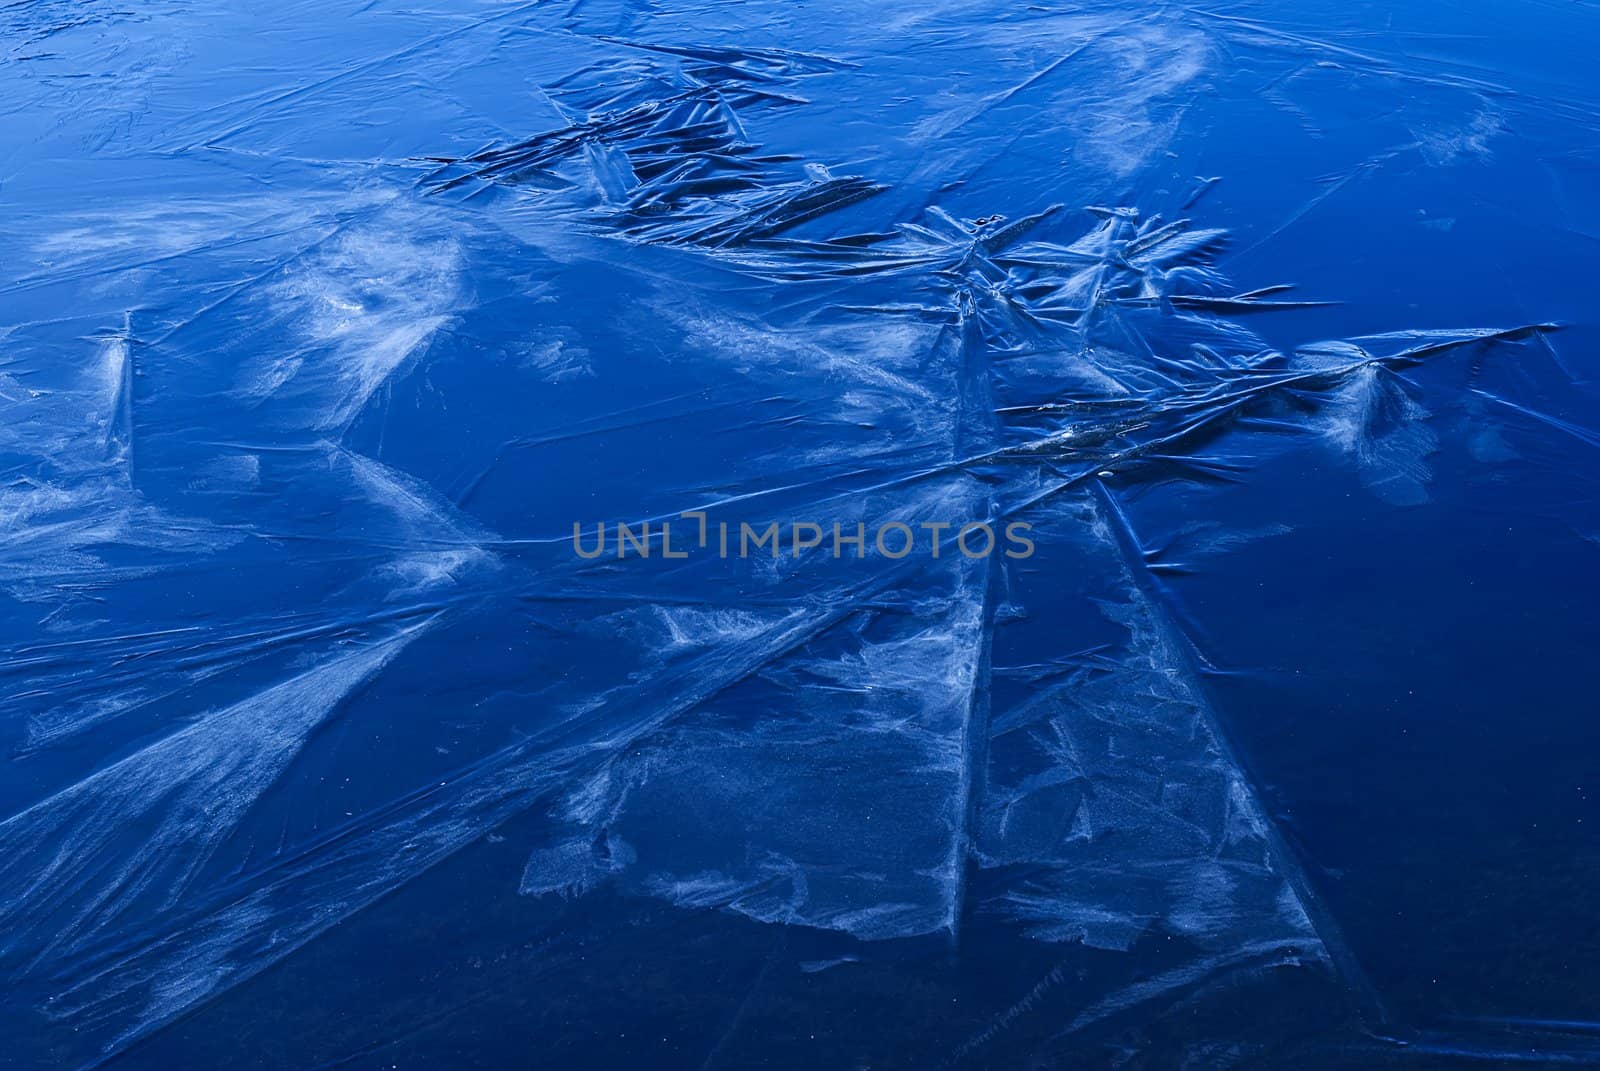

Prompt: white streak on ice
xmin=0 ymin=624 xmax=428 ymax=973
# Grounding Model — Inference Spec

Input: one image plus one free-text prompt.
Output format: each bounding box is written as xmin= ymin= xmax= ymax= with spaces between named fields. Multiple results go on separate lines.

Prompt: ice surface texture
xmin=2 ymin=0 xmax=1598 ymax=1068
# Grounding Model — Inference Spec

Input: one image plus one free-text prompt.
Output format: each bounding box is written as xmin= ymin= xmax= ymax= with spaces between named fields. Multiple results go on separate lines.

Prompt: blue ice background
xmin=2 ymin=1 xmax=1599 ymax=1067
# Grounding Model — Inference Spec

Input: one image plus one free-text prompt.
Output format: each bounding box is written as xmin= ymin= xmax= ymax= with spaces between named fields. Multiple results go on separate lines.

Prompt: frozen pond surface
xmin=2 ymin=1 xmax=1599 ymax=1067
